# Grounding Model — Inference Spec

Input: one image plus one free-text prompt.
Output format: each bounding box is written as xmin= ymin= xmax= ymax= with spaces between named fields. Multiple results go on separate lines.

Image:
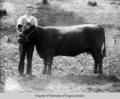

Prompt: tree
xmin=0 ymin=0 xmax=7 ymax=19
xmin=0 ymin=0 xmax=5 ymax=92
xmin=42 ymin=0 xmax=48 ymax=4
xmin=0 ymin=9 xmax=7 ymax=19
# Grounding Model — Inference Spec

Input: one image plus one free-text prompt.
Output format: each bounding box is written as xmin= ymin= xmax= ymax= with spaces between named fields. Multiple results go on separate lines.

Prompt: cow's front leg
xmin=47 ymin=57 xmax=53 ymax=75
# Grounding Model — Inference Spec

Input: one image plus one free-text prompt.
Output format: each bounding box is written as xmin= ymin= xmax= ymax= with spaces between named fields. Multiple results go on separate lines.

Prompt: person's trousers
xmin=18 ymin=42 xmax=34 ymax=75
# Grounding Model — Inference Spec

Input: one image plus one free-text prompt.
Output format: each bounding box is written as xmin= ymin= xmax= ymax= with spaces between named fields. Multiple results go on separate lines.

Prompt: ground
xmin=1 ymin=0 xmax=120 ymax=93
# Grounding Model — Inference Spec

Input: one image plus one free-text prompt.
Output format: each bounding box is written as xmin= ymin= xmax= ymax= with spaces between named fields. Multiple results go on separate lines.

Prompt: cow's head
xmin=21 ymin=23 xmax=36 ymax=42
xmin=22 ymin=23 xmax=35 ymax=36
xmin=22 ymin=23 xmax=43 ymax=42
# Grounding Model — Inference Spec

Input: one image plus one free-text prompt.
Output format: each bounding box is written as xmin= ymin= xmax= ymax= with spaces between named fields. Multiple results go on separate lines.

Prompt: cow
xmin=21 ymin=23 xmax=106 ymax=75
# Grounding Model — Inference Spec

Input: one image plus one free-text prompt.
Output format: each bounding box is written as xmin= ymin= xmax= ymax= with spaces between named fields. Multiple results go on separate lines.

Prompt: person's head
xmin=25 ymin=4 xmax=34 ymax=16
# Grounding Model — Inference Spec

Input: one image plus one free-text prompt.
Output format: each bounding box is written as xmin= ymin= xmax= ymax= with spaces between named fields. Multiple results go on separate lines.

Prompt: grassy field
xmin=1 ymin=0 xmax=120 ymax=93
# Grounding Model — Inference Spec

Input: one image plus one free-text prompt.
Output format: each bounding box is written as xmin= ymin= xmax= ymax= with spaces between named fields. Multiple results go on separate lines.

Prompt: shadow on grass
xmin=16 ymin=73 xmax=120 ymax=92
xmin=63 ymin=74 xmax=120 ymax=85
xmin=61 ymin=74 xmax=120 ymax=92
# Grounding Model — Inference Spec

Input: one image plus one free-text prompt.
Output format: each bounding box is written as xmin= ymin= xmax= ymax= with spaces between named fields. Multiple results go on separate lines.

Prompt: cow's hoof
xmin=42 ymin=70 xmax=47 ymax=75
xmin=47 ymin=71 xmax=51 ymax=75
xmin=94 ymin=71 xmax=97 ymax=74
xmin=98 ymin=71 xmax=103 ymax=75
xmin=19 ymin=73 xmax=26 ymax=77
xmin=27 ymin=73 xmax=36 ymax=78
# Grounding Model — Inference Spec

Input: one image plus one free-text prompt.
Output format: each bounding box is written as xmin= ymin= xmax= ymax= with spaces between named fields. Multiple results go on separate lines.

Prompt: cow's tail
xmin=101 ymin=29 xmax=106 ymax=58
xmin=102 ymin=40 xmax=106 ymax=58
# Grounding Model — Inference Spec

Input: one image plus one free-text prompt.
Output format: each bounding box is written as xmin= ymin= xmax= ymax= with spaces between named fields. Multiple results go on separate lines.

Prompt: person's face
xmin=25 ymin=7 xmax=33 ymax=15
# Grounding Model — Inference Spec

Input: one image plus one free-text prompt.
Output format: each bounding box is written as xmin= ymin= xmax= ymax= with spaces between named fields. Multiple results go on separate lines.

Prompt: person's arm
xmin=33 ymin=17 xmax=38 ymax=26
xmin=35 ymin=18 xmax=38 ymax=26
xmin=17 ymin=16 xmax=26 ymax=43
xmin=17 ymin=17 xmax=23 ymax=32
xmin=17 ymin=24 xmax=23 ymax=32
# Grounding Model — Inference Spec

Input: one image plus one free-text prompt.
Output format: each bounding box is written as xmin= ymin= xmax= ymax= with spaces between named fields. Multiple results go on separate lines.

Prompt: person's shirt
xmin=17 ymin=14 xmax=38 ymax=27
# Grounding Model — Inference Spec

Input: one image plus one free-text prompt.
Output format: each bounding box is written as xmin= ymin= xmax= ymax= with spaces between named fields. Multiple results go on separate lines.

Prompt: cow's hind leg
xmin=91 ymin=50 xmax=100 ymax=74
xmin=96 ymin=48 xmax=103 ymax=74
xmin=98 ymin=55 xmax=103 ymax=74
xmin=91 ymin=49 xmax=103 ymax=74
xmin=43 ymin=59 xmax=48 ymax=74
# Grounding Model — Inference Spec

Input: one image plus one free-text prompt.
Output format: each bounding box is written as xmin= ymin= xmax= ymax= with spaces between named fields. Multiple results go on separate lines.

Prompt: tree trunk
xmin=0 ymin=61 xmax=5 ymax=92
xmin=42 ymin=0 xmax=48 ymax=4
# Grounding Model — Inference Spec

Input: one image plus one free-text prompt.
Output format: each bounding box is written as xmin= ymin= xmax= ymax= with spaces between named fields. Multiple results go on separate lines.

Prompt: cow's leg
xmin=47 ymin=57 xmax=53 ymax=75
xmin=94 ymin=61 xmax=98 ymax=74
xmin=98 ymin=54 xmax=103 ymax=74
xmin=96 ymin=48 xmax=103 ymax=74
xmin=91 ymin=50 xmax=99 ymax=74
xmin=26 ymin=44 xmax=34 ymax=76
xmin=93 ymin=58 xmax=99 ymax=74
xmin=35 ymin=45 xmax=48 ymax=75
xmin=43 ymin=58 xmax=48 ymax=74
xmin=18 ymin=43 xmax=27 ymax=76
xmin=92 ymin=48 xmax=103 ymax=74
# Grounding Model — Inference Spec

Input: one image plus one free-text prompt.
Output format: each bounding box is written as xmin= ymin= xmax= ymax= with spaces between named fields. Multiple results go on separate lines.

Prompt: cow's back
xmin=55 ymin=24 xmax=105 ymax=56
xmin=36 ymin=24 xmax=105 ymax=57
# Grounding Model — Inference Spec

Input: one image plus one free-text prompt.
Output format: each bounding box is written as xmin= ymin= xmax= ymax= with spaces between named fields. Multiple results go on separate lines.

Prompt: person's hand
xmin=17 ymin=24 xmax=23 ymax=32
xmin=18 ymin=34 xmax=26 ymax=43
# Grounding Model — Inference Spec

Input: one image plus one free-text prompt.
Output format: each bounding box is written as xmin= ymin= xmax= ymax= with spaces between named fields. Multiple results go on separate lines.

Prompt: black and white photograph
xmin=0 ymin=0 xmax=120 ymax=98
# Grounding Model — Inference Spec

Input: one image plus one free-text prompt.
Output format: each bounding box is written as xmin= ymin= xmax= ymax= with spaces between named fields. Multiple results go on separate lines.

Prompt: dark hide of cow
xmin=22 ymin=23 xmax=106 ymax=75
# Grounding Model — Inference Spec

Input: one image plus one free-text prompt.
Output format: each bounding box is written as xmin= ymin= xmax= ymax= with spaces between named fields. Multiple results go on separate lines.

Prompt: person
xmin=17 ymin=4 xmax=38 ymax=76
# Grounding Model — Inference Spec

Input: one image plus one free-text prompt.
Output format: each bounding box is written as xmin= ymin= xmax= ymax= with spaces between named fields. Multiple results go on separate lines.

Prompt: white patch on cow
xmin=5 ymin=77 xmax=22 ymax=92
xmin=43 ymin=24 xmax=98 ymax=34
xmin=101 ymin=42 xmax=105 ymax=55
